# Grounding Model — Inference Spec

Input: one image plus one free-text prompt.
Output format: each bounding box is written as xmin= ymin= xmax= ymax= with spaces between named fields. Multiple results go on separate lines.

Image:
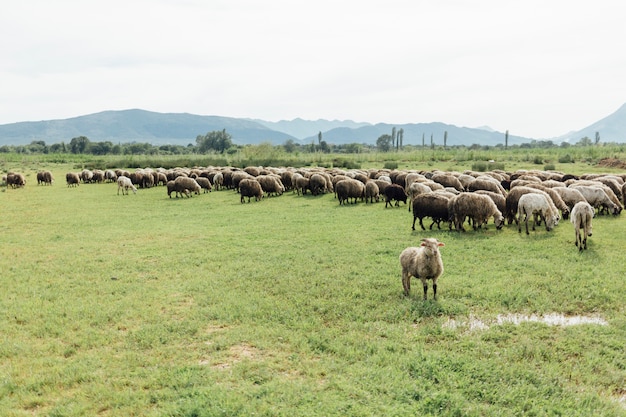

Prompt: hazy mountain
xmin=0 ymin=109 xmax=296 ymax=146
xmin=304 ymin=122 xmax=527 ymax=147
xmin=251 ymin=118 xmax=371 ymax=140
xmin=557 ymin=103 xmax=626 ymax=143
xmin=1 ymin=104 xmax=626 ymax=147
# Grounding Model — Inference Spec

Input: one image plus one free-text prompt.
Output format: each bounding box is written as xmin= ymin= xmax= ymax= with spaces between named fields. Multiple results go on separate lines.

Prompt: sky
xmin=2 ymin=0 xmax=626 ymax=139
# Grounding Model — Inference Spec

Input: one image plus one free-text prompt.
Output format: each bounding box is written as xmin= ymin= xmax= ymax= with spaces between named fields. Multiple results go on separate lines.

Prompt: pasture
xmin=0 ymin=164 xmax=625 ymax=416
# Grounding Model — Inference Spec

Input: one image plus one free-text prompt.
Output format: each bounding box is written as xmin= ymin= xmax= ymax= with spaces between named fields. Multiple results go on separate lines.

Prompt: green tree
xmin=595 ymin=131 xmax=600 ymax=145
xmin=69 ymin=136 xmax=90 ymax=154
xmin=578 ymin=136 xmax=592 ymax=146
xmin=196 ymin=129 xmax=233 ymax=153
xmin=283 ymin=139 xmax=297 ymax=153
xmin=376 ymin=134 xmax=392 ymax=152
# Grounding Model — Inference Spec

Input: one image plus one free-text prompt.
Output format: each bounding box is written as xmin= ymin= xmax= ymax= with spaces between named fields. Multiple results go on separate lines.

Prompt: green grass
xmin=0 ymin=164 xmax=625 ymax=416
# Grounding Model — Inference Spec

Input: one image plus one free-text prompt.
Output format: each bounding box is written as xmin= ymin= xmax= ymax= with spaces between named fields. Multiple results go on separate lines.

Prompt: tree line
xmin=0 ymin=129 xmax=610 ymax=156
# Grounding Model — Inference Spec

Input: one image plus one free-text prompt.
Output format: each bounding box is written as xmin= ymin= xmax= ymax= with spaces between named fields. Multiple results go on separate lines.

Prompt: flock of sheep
xmin=5 ymin=164 xmax=624 ymax=299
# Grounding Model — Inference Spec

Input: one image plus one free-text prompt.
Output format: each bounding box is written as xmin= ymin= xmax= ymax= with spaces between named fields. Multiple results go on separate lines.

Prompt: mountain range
xmin=1 ymin=104 xmax=625 ymax=147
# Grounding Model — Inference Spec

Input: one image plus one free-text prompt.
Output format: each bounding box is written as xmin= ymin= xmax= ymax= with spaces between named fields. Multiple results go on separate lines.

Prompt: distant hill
xmin=557 ymin=103 xmax=626 ymax=143
xmin=0 ymin=109 xmax=296 ymax=146
xmin=251 ymin=118 xmax=371 ymax=140
xmin=304 ymin=122 xmax=527 ymax=147
xmin=1 ymin=104 xmax=626 ymax=147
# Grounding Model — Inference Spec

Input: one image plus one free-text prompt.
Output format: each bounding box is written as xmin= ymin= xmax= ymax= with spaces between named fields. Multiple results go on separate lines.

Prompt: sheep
xmin=257 ymin=174 xmax=285 ymax=197
xmin=524 ymin=183 xmax=571 ymax=219
xmin=37 ymin=170 xmax=54 ymax=185
xmin=335 ymin=179 xmax=365 ymax=205
xmin=570 ymin=201 xmax=594 ymax=251
xmin=294 ymin=176 xmax=310 ymax=195
xmin=66 ymin=172 xmax=80 ymax=187
xmin=569 ymin=184 xmax=620 ymax=215
xmin=239 ymin=178 xmax=263 ymax=203
xmin=212 ymin=172 xmax=224 ymax=190
xmin=174 ymin=176 xmax=202 ymax=196
xmin=550 ymin=186 xmax=587 ymax=212
xmin=80 ymin=169 xmax=94 ymax=183
xmin=406 ymin=181 xmax=432 ymax=212
xmin=504 ymin=186 xmax=560 ymax=225
xmin=117 ymin=175 xmax=137 ymax=195
xmin=195 ymin=177 xmax=213 ymax=193
xmin=384 ymin=184 xmax=408 ymax=208
xmin=309 ymin=173 xmax=329 ymax=195
xmin=364 ymin=180 xmax=380 ymax=203
xmin=431 ymin=173 xmax=465 ymax=192
xmin=448 ymin=193 xmax=504 ymax=231
xmin=104 ymin=169 xmax=118 ymax=183
xmin=517 ymin=193 xmax=558 ymax=234
xmin=473 ymin=190 xmax=506 ymax=215
xmin=399 ymin=238 xmax=445 ymax=300
xmin=467 ymin=178 xmax=506 ymax=196
xmin=411 ymin=192 xmax=451 ymax=231
xmin=6 ymin=172 xmax=26 ymax=188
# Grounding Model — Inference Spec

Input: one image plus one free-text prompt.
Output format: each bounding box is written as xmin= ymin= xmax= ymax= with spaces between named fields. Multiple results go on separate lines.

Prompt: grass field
xmin=0 ymin=163 xmax=625 ymax=416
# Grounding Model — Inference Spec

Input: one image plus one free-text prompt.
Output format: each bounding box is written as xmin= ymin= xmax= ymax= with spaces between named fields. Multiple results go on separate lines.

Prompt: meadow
xmin=0 ymin=158 xmax=625 ymax=416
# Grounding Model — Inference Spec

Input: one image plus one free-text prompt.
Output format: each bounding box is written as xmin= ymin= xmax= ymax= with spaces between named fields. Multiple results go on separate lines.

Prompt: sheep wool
xmin=400 ymin=238 xmax=445 ymax=300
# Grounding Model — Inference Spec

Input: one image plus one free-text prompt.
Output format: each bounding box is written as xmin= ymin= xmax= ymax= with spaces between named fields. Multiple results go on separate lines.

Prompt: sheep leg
xmin=402 ymin=272 xmax=411 ymax=296
xmin=433 ymin=283 xmax=437 ymax=300
xmin=411 ymin=216 xmax=417 ymax=231
xmin=422 ymin=281 xmax=428 ymax=300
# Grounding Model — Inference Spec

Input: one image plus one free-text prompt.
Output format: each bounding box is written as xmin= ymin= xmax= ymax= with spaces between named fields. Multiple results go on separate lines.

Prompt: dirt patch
xmin=597 ymin=158 xmax=626 ymax=169
xmin=207 ymin=343 xmax=261 ymax=369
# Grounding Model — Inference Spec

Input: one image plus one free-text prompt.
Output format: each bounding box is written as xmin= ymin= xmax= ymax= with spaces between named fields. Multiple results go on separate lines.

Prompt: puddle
xmin=443 ymin=313 xmax=608 ymax=331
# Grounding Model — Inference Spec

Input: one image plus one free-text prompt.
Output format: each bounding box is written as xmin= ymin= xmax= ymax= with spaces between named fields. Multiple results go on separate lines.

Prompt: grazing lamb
xmin=399 ymin=238 xmax=445 ymax=300
xmin=517 ymin=193 xmax=558 ymax=234
xmin=570 ymin=201 xmax=594 ymax=251
xmin=117 ymin=175 xmax=137 ymax=195
xmin=239 ymin=178 xmax=263 ymax=203
xmin=384 ymin=184 xmax=408 ymax=208
xmin=411 ymin=193 xmax=451 ymax=231
xmin=448 ymin=193 xmax=504 ymax=231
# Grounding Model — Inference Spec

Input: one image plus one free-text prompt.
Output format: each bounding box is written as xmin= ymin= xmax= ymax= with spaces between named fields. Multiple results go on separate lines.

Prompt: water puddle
xmin=443 ymin=313 xmax=608 ymax=331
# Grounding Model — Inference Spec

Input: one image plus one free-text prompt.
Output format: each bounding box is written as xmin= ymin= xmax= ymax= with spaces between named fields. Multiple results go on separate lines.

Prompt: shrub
xmin=383 ymin=161 xmax=398 ymax=170
xmin=533 ymin=156 xmax=544 ymax=165
xmin=544 ymin=163 xmax=556 ymax=171
xmin=558 ymin=154 xmax=573 ymax=163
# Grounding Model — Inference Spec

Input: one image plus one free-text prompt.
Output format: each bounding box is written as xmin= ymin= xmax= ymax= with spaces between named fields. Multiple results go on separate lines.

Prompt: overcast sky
xmin=2 ymin=0 xmax=625 ymax=138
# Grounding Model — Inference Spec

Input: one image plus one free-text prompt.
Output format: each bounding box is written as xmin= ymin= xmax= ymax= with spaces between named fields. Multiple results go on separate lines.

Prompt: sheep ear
xmin=438 ymin=242 xmax=445 ymax=247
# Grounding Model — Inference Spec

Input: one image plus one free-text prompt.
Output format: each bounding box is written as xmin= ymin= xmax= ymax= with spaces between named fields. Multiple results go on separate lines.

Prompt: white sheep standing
xmin=117 ymin=175 xmax=137 ymax=195
xmin=399 ymin=238 xmax=445 ymax=300
xmin=517 ymin=193 xmax=558 ymax=234
xmin=570 ymin=201 xmax=594 ymax=251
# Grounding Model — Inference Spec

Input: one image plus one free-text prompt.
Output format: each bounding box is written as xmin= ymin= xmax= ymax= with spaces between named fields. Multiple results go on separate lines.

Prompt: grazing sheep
xmin=212 ymin=172 xmax=224 ymax=190
xmin=37 ymin=171 xmax=54 ymax=185
xmin=569 ymin=184 xmax=620 ymax=215
xmin=335 ymin=179 xmax=365 ymax=205
xmin=80 ymin=169 xmax=94 ymax=183
xmin=117 ymin=175 xmax=137 ymax=195
xmin=467 ymin=178 xmax=506 ymax=196
xmin=384 ymin=184 xmax=408 ymax=208
xmin=174 ymin=176 xmax=202 ymax=196
xmin=66 ymin=172 xmax=80 ymax=187
xmin=239 ymin=178 xmax=263 ymax=203
xmin=309 ymin=173 xmax=328 ymax=195
xmin=406 ymin=181 xmax=432 ymax=212
xmin=399 ymin=238 xmax=445 ymax=299
xmin=551 ymin=186 xmax=587 ymax=211
xmin=411 ymin=192 xmax=451 ymax=231
xmin=504 ymin=186 xmax=560 ymax=225
xmin=294 ymin=176 xmax=310 ymax=195
xmin=525 ymin=183 xmax=571 ymax=219
xmin=448 ymin=193 xmax=504 ymax=231
xmin=431 ymin=173 xmax=465 ymax=192
xmin=6 ymin=172 xmax=26 ymax=188
xmin=571 ymin=201 xmax=594 ymax=251
xmin=195 ymin=177 xmax=213 ymax=193
xmin=517 ymin=193 xmax=558 ymax=234
xmin=257 ymin=174 xmax=285 ymax=197
xmin=364 ymin=180 xmax=380 ymax=203
xmin=104 ymin=170 xmax=118 ymax=183
xmin=473 ymin=190 xmax=506 ymax=215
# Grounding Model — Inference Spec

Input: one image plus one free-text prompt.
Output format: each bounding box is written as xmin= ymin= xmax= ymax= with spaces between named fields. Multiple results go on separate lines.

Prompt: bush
xmin=383 ymin=161 xmax=398 ymax=170
xmin=544 ymin=163 xmax=556 ymax=171
xmin=471 ymin=161 xmax=505 ymax=172
xmin=533 ymin=156 xmax=544 ymax=165
xmin=558 ymin=154 xmax=573 ymax=163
